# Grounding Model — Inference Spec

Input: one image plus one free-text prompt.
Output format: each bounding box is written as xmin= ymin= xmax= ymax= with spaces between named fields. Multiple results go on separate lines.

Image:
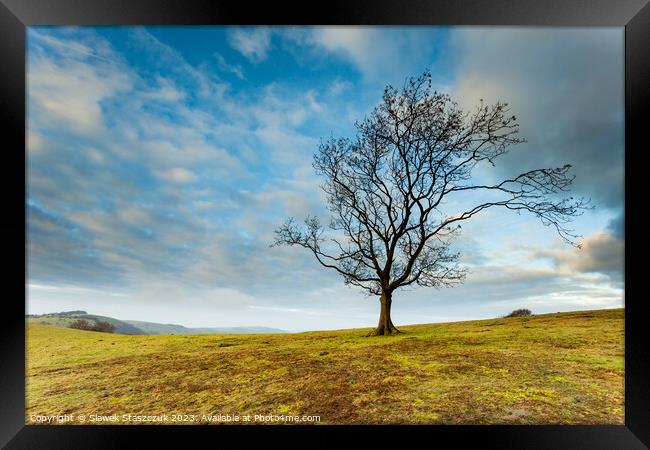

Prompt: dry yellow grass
xmin=26 ymin=308 xmax=624 ymax=425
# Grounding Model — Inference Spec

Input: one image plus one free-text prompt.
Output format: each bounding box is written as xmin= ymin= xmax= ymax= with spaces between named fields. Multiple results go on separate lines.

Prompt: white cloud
xmin=28 ymin=283 xmax=126 ymax=298
xmin=227 ymin=27 xmax=272 ymax=63
xmin=116 ymin=205 xmax=153 ymax=227
xmin=327 ymin=78 xmax=352 ymax=96
xmin=85 ymin=146 xmax=106 ymax=164
xmin=28 ymin=52 xmax=130 ymax=135
xmin=145 ymin=76 xmax=186 ymax=102
xmin=193 ymin=200 xmax=215 ymax=210
xmin=29 ymin=30 xmax=115 ymax=64
xmin=155 ymin=167 xmax=198 ymax=184
xmin=27 ymin=132 xmax=44 ymax=154
xmin=532 ymin=232 xmax=624 ymax=277
xmin=129 ymin=28 xmax=227 ymax=100
xmin=248 ymin=305 xmax=335 ymax=316
xmin=313 ymin=27 xmax=373 ymax=65
xmin=213 ymin=52 xmax=245 ymax=79
xmin=306 ymin=27 xmax=436 ymax=84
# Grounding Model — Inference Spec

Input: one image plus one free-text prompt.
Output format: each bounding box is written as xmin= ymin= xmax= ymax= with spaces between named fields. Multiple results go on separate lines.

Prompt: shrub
xmin=93 ymin=321 xmax=116 ymax=333
xmin=59 ymin=310 xmax=88 ymax=316
xmin=69 ymin=319 xmax=94 ymax=330
xmin=505 ymin=308 xmax=532 ymax=318
xmin=69 ymin=319 xmax=115 ymax=333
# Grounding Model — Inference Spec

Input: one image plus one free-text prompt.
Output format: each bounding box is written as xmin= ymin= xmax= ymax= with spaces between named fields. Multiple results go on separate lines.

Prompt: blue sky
xmin=27 ymin=26 xmax=624 ymax=331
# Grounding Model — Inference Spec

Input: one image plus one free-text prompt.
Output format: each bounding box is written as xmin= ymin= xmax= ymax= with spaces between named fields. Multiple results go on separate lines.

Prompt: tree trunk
xmin=367 ymin=290 xmax=400 ymax=336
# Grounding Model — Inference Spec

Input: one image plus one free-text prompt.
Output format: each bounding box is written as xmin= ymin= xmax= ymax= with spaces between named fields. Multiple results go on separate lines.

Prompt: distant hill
xmin=27 ymin=312 xmax=145 ymax=335
xmin=26 ymin=311 xmax=286 ymax=335
xmin=123 ymin=320 xmax=286 ymax=335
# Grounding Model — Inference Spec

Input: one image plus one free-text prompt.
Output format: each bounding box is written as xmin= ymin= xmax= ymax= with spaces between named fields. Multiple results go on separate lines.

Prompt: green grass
xmin=26 ymin=308 xmax=624 ymax=424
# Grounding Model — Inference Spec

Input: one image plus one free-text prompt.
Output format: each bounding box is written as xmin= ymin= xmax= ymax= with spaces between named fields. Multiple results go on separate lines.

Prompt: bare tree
xmin=273 ymin=71 xmax=588 ymax=336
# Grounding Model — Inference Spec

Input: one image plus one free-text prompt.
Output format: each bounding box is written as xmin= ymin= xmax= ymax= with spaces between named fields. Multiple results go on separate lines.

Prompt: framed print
xmin=2 ymin=0 xmax=648 ymax=448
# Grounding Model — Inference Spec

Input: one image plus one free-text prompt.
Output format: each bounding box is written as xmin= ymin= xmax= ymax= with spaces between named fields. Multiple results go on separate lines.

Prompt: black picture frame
xmin=2 ymin=0 xmax=647 ymax=448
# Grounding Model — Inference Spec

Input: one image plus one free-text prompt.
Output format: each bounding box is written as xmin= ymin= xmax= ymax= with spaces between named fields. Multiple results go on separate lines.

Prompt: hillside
xmin=26 ymin=309 xmax=624 ymax=425
xmin=123 ymin=320 xmax=285 ymax=335
xmin=26 ymin=312 xmax=286 ymax=335
xmin=27 ymin=312 xmax=145 ymax=335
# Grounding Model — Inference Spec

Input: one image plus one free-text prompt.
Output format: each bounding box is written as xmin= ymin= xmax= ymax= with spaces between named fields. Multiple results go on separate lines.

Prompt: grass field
xmin=26 ymin=308 xmax=624 ymax=425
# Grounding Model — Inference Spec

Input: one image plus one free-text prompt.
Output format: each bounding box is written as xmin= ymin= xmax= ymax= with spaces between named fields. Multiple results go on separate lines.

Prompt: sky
xmin=26 ymin=26 xmax=624 ymax=331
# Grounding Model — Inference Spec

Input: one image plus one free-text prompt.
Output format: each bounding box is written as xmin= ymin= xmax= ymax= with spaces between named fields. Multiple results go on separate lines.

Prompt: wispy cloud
xmin=227 ymin=27 xmax=272 ymax=63
xmin=283 ymin=26 xmax=450 ymax=86
xmin=213 ymin=52 xmax=245 ymax=79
